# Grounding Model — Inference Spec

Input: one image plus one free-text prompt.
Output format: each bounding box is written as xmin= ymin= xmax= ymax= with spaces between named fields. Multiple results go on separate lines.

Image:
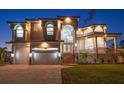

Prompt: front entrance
xmin=31 ymin=48 xmax=60 ymax=65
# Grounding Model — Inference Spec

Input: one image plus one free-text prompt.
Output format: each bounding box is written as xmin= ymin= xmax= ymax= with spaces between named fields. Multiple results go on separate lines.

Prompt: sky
xmin=0 ymin=9 xmax=124 ymax=50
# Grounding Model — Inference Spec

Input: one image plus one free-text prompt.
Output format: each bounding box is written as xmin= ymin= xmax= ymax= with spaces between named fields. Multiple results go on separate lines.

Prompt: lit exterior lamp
xmin=41 ymin=42 xmax=49 ymax=49
xmin=65 ymin=17 xmax=71 ymax=23
xmin=75 ymin=43 xmax=77 ymax=47
xmin=11 ymin=53 xmax=14 ymax=57
xmin=29 ymin=53 xmax=32 ymax=57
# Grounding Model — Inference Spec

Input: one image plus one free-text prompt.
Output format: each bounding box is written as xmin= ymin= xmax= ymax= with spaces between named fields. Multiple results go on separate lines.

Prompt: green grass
xmin=62 ymin=64 xmax=124 ymax=84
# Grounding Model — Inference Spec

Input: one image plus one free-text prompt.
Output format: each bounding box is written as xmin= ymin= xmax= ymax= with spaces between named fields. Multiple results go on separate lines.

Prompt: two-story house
xmin=6 ymin=16 xmax=122 ymax=64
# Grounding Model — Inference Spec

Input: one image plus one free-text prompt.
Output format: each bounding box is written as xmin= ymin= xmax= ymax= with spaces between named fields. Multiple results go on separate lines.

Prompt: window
xmin=61 ymin=25 xmax=74 ymax=43
xmin=14 ymin=24 xmax=24 ymax=37
xmin=97 ymin=37 xmax=105 ymax=47
xmin=94 ymin=26 xmax=103 ymax=32
xmin=46 ymin=23 xmax=54 ymax=35
xmin=61 ymin=25 xmax=75 ymax=53
xmin=84 ymin=27 xmax=93 ymax=35
xmin=85 ymin=38 xmax=94 ymax=49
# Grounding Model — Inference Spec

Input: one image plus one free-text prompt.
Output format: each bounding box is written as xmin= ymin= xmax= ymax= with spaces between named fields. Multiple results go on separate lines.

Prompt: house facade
xmin=7 ymin=16 xmax=122 ymax=64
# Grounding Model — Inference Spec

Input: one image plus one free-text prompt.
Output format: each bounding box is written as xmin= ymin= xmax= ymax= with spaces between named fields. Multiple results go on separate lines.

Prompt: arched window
xmin=61 ymin=25 xmax=75 ymax=53
xmin=61 ymin=25 xmax=75 ymax=43
xmin=14 ymin=24 xmax=24 ymax=37
xmin=84 ymin=27 xmax=93 ymax=35
xmin=46 ymin=23 xmax=54 ymax=35
xmin=94 ymin=26 xmax=103 ymax=32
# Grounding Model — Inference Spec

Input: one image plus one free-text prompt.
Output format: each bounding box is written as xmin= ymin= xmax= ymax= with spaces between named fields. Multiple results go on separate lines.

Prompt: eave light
xmin=65 ymin=17 xmax=71 ymax=23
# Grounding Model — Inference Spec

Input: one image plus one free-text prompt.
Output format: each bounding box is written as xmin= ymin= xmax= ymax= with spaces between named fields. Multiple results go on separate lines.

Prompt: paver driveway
xmin=0 ymin=65 xmax=62 ymax=84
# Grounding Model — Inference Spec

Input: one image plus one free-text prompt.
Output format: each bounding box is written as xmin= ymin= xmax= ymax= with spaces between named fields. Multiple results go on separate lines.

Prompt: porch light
xmin=29 ymin=53 xmax=32 ymax=57
xmin=75 ymin=43 xmax=77 ymax=47
xmin=11 ymin=53 xmax=14 ymax=57
xmin=58 ymin=52 xmax=61 ymax=57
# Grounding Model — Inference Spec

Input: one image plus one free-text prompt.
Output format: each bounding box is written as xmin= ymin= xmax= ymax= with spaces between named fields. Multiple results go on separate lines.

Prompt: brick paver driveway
xmin=0 ymin=65 xmax=63 ymax=84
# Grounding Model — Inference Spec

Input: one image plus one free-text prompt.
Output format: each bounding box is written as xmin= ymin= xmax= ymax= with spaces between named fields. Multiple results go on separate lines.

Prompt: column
xmin=113 ymin=37 xmax=117 ymax=53
xmin=95 ymin=37 xmax=98 ymax=58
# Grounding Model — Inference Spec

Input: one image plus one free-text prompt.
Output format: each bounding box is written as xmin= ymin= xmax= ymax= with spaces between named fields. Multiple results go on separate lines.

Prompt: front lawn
xmin=62 ymin=64 xmax=124 ymax=84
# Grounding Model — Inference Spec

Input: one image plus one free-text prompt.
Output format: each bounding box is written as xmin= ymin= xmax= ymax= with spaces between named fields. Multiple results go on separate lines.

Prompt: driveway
xmin=0 ymin=65 xmax=63 ymax=84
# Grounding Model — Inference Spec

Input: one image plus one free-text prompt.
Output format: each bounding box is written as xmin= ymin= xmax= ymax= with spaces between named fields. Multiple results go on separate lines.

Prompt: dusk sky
xmin=0 ymin=9 xmax=124 ymax=50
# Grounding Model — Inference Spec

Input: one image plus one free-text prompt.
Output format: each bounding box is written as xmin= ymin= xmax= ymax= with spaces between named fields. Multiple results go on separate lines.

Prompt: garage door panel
xmin=15 ymin=46 xmax=29 ymax=64
xmin=32 ymin=51 xmax=59 ymax=64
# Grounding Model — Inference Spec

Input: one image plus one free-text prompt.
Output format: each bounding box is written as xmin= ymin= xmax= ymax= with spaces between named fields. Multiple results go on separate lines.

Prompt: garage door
xmin=15 ymin=46 xmax=29 ymax=64
xmin=31 ymin=49 xmax=59 ymax=65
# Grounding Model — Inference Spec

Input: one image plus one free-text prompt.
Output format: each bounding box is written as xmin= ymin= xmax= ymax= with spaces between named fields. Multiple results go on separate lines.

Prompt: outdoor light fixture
xmin=78 ymin=28 xmax=81 ymax=31
xmin=57 ymin=52 xmax=61 ymax=57
xmin=65 ymin=17 xmax=71 ymax=23
xmin=32 ymin=48 xmax=58 ymax=51
xmin=11 ymin=53 xmax=14 ymax=57
xmin=29 ymin=53 xmax=32 ymax=57
xmin=75 ymin=43 xmax=77 ymax=47
xmin=41 ymin=42 xmax=49 ymax=49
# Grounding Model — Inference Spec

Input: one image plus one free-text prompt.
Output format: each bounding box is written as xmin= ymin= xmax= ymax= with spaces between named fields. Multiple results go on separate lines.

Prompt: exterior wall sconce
xmin=41 ymin=42 xmax=49 ymax=49
xmin=75 ymin=43 xmax=77 ymax=47
xmin=65 ymin=17 xmax=71 ymax=23
xmin=11 ymin=53 xmax=14 ymax=57
xmin=29 ymin=53 xmax=32 ymax=57
xmin=58 ymin=52 xmax=61 ymax=57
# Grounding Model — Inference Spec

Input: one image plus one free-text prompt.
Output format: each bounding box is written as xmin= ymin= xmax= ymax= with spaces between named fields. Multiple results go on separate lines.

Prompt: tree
xmin=119 ymin=40 xmax=124 ymax=48
xmin=0 ymin=47 xmax=7 ymax=63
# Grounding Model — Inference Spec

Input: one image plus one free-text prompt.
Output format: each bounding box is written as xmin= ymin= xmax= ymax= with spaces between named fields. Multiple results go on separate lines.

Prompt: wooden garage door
xmin=32 ymin=51 xmax=59 ymax=65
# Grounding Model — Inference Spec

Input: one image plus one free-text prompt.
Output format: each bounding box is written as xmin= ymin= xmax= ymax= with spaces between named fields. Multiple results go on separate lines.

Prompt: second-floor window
xmin=15 ymin=25 xmax=24 ymax=37
xmin=46 ymin=23 xmax=54 ymax=35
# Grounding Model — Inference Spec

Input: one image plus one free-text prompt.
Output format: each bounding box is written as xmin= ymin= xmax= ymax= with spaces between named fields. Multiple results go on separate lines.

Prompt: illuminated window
xmin=84 ymin=27 xmax=93 ymax=35
xmin=77 ymin=29 xmax=83 ymax=37
xmin=61 ymin=25 xmax=74 ymax=43
xmin=14 ymin=24 xmax=24 ymax=37
xmin=61 ymin=25 xmax=75 ymax=53
xmin=97 ymin=37 xmax=105 ymax=47
xmin=85 ymin=38 xmax=94 ymax=49
xmin=95 ymin=26 xmax=103 ymax=32
xmin=46 ymin=23 xmax=54 ymax=35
